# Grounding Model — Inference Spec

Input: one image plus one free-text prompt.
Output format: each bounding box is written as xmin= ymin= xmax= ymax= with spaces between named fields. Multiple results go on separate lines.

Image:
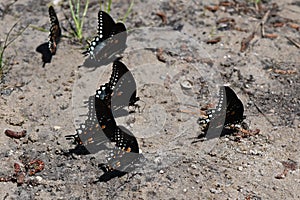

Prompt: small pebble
xmin=154 ymin=157 xmax=162 ymax=164
xmin=35 ymin=176 xmax=43 ymax=182
xmin=191 ymin=164 xmax=197 ymax=169
xmin=53 ymin=126 xmax=61 ymax=131
xmin=5 ymin=150 xmax=14 ymax=157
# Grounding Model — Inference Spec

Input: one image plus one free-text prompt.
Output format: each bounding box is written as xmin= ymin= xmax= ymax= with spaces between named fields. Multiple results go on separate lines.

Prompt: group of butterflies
xmin=70 ymin=60 xmax=143 ymax=180
xmin=48 ymin=6 xmax=246 ymax=180
xmin=48 ymin=6 xmax=143 ymax=179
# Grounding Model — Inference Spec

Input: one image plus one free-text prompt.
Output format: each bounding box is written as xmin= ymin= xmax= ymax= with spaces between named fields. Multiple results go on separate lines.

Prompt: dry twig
xmin=285 ymin=36 xmax=300 ymax=48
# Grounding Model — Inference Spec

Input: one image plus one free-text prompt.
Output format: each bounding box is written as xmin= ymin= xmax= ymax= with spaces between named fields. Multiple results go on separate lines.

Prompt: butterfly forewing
xmin=48 ymin=6 xmax=61 ymax=55
xmin=98 ymin=11 xmax=115 ymax=40
xmin=110 ymin=61 xmax=139 ymax=112
xmin=94 ymin=91 xmax=118 ymax=142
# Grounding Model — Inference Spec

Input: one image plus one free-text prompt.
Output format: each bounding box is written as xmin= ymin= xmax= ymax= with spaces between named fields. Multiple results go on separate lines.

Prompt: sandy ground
xmin=0 ymin=0 xmax=299 ymax=199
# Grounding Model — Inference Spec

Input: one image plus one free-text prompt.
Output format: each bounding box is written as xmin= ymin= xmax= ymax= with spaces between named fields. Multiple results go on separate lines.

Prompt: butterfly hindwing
xmin=102 ymin=126 xmax=141 ymax=173
xmin=113 ymin=126 xmax=139 ymax=153
xmin=97 ymin=11 xmax=115 ymax=40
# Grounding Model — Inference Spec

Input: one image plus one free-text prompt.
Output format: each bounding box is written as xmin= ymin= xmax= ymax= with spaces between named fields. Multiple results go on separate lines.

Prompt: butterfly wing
xmin=48 ymin=6 xmax=61 ymax=55
xmin=83 ymin=11 xmax=127 ymax=63
xmin=97 ymin=11 xmax=116 ymax=41
xmin=198 ymin=86 xmax=244 ymax=126
xmin=110 ymin=61 xmax=139 ymax=117
xmin=94 ymin=85 xmax=118 ymax=142
xmin=71 ymin=96 xmax=109 ymax=154
xmin=101 ymin=125 xmax=142 ymax=174
xmin=198 ymin=86 xmax=226 ymax=125
xmin=93 ymin=22 xmax=127 ymax=62
xmin=223 ymin=86 xmax=244 ymax=125
xmin=93 ymin=60 xmax=130 ymax=109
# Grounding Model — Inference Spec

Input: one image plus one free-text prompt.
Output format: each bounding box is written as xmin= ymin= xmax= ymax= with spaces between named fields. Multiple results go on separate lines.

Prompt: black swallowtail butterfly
xmin=48 ymin=6 xmax=61 ymax=55
xmin=100 ymin=134 xmax=145 ymax=180
xmin=198 ymin=86 xmax=245 ymax=127
xmin=95 ymin=60 xmax=139 ymax=117
xmin=65 ymin=96 xmax=111 ymax=154
xmin=83 ymin=11 xmax=127 ymax=62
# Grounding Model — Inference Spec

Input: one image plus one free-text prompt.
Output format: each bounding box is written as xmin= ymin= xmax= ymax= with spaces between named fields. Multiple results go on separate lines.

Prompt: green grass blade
xmin=122 ymin=0 xmax=134 ymax=23
xmin=107 ymin=0 xmax=112 ymax=13
xmin=80 ymin=0 xmax=89 ymax=32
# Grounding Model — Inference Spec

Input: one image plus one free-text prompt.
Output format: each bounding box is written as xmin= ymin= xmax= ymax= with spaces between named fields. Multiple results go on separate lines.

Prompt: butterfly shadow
xmin=95 ymin=155 xmax=144 ymax=183
xmin=95 ymin=167 xmax=127 ymax=182
xmin=193 ymin=121 xmax=249 ymax=143
xmin=81 ymin=53 xmax=125 ymax=70
xmin=194 ymin=126 xmax=236 ymax=142
xmin=65 ymin=144 xmax=91 ymax=156
xmin=65 ymin=133 xmax=112 ymax=156
xmin=36 ymin=42 xmax=53 ymax=67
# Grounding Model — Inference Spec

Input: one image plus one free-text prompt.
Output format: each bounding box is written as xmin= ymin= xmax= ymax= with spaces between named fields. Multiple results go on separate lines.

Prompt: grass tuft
xmin=0 ymin=20 xmax=28 ymax=80
xmin=99 ymin=0 xmax=135 ymax=23
xmin=69 ymin=0 xmax=89 ymax=41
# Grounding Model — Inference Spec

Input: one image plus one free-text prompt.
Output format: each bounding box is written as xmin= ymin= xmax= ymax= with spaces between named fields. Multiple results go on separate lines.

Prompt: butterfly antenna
xmin=253 ymin=102 xmax=275 ymax=126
